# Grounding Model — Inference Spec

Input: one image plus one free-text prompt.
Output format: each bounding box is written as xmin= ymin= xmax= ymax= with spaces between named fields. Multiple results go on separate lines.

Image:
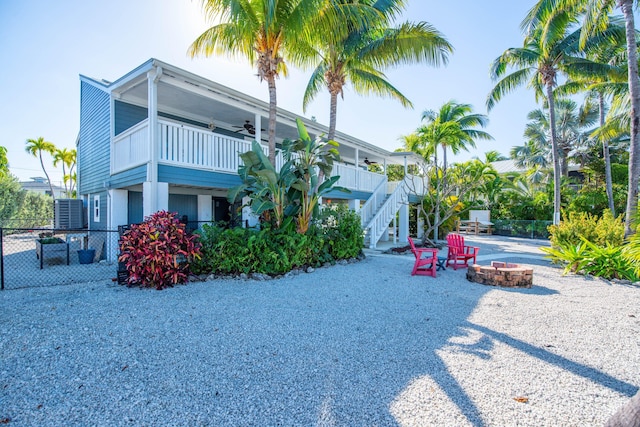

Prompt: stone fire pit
xmin=467 ymin=261 xmax=533 ymax=288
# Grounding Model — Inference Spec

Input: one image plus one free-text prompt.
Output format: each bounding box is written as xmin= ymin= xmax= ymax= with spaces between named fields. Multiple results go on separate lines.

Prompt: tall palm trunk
xmin=546 ymin=84 xmax=562 ymax=225
xmin=267 ymin=76 xmax=278 ymax=166
xmin=600 ymin=93 xmax=615 ymax=215
xmin=442 ymin=144 xmax=448 ymax=172
xmin=433 ymin=147 xmax=440 ymax=241
xmin=621 ymin=0 xmax=640 ymax=236
xmin=39 ymin=151 xmax=56 ymax=201
xmin=328 ymin=91 xmax=338 ymax=142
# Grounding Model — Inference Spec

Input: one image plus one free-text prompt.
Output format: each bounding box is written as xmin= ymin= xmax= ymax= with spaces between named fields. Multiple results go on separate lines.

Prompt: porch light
xmin=208 ymin=118 xmax=216 ymax=131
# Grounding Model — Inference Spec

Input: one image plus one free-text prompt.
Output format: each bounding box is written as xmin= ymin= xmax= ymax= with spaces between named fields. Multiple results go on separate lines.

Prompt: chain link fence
xmin=491 ymin=219 xmax=552 ymax=239
xmin=0 ymin=228 xmax=120 ymax=290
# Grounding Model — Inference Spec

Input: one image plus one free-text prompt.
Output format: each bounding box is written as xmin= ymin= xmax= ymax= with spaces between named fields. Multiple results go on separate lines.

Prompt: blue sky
xmin=0 ymin=0 xmax=540 ymax=184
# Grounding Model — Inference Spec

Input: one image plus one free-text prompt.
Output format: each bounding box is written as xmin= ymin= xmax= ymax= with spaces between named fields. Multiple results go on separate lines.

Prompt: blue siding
xmin=114 ymin=100 xmax=241 ymax=139
xmin=89 ymin=190 xmax=108 ymax=230
xmin=79 ymin=81 xmax=110 ymax=195
xmin=158 ymin=165 xmax=242 ymax=189
xmin=110 ymin=165 xmax=147 ymax=188
xmin=114 ymin=101 xmax=146 ymax=135
xmin=168 ymin=194 xmax=198 ymax=222
xmin=128 ymin=191 xmax=144 ymax=224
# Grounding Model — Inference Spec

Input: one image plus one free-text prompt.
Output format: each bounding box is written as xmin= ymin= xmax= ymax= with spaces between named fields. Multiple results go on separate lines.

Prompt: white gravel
xmin=1 ymin=237 xmax=638 ymax=426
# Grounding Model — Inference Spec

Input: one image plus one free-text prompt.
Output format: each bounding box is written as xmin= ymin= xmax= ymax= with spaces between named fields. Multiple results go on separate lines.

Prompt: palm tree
xmin=420 ymin=100 xmax=492 ymax=171
xmin=53 ymin=148 xmax=76 ymax=198
xmin=525 ymin=0 xmax=639 ymax=234
xmin=301 ymin=0 xmax=452 ymax=142
xmin=476 ymin=150 xmax=508 ymax=163
xmin=189 ymin=0 xmax=359 ymax=165
xmin=25 ymin=137 xmax=56 ymax=200
xmin=523 ymin=99 xmax=597 ymax=177
xmin=488 ymin=9 xmax=615 ymax=224
xmin=404 ymin=101 xmax=491 ymax=240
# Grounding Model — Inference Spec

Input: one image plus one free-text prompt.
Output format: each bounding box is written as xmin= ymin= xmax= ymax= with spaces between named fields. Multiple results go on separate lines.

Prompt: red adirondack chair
xmin=446 ymin=233 xmax=479 ymax=270
xmin=407 ymin=236 xmax=438 ymax=277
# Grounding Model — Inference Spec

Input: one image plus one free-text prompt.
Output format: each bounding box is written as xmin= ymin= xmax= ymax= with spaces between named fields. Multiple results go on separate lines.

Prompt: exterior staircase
xmin=360 ymin=177 xmax=410 ymax=249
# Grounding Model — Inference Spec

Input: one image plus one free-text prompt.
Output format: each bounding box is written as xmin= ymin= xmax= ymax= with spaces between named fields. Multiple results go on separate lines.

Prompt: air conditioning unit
xmin=54 ymin=199 xmax=85 ymax=229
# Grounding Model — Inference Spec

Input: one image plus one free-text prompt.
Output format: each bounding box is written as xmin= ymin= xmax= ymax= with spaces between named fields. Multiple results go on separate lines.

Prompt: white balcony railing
xmin=112 ymin=119 xmax=150 ymax=172
xmin=112 ymin=119 xmax=387 ymax=194
xmin=333 ymin=164 xmax=385 ymax=192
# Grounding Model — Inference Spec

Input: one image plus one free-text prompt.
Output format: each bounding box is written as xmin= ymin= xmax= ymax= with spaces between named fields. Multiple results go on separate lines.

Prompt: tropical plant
xmin=229 ymin=140 xmax=296 ymax=230
xmin=230 ymin=119 xmax=347 ymax=233
xmin=188 ymin=0 xmax=370 ymax=165
xmin=419 ymin=100 xmax=492 ymax=171
xmin=320 ymin=203 xmax=363 ymax=259
xmin=118 ymin=211 xmax=201 ymax=289
xmin=541 ymin=240 xmax=589 ymax=273
xmin=25 ymin=137 xmax=56 ymax=200
xmin=488 ymin=7 xmax=621 ymax=225
xmin=301 ymin=0 xmax=452 ymax=142
xmin=0 ymin=174 xmax=25 ymax=225
xmin=53 ymin=148 xmax=76 ymax=198
xmin=622 ymin=225 xmax=640 ymax=277
xmin=404 ymin=100 xmax=491 ymax=240
xmin=192 ymin=205 xmax=363 ymax=276
xmin=547 ymin=209 xmax=625 ymax=248
xmin=525 ymin=0 xmax=640 ymax=236
xmin=0 ymin=146 xmax=9 ymax=177
xmin=521 ymin=99 xmax=597 ymax=177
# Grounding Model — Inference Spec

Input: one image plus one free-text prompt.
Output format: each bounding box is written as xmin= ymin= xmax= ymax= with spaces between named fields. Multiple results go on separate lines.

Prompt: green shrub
xmin=321 ymin=204 xmax=363 ymax=260
xmin=542 ymin=238 xmax=637 ymax=281
xmin=548 ymin=210 xmax=624 ymax=248
xmin=192 ymin=203 xmax=364 ymax=277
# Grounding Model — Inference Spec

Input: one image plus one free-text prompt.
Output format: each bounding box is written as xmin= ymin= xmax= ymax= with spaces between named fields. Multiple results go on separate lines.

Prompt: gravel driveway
xmin=1 ymin=236 xmax=638 ymax=426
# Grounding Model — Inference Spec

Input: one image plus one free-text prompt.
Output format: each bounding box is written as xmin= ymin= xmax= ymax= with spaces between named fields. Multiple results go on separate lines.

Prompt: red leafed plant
xmin=118 ymin=211 xmax=201 ymax=289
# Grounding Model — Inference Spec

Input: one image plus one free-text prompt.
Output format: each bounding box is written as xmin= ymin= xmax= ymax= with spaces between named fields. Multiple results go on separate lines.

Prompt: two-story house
xmin=78 ymin=59 xmax=424 ymax=260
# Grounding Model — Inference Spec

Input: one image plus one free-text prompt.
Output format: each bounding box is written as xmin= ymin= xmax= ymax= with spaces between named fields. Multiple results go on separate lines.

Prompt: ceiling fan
xmin=233 ymin=120 xmax=264 ymax=135
xmin=363 ymin=157 xmax=378 ymax=166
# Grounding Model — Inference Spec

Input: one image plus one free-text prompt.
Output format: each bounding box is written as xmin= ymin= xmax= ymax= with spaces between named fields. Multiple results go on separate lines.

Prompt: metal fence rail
xmin=0 ymin=228 xmax=120 ymax=290
xmin=491 ymin=219 xmax=552 ymax=240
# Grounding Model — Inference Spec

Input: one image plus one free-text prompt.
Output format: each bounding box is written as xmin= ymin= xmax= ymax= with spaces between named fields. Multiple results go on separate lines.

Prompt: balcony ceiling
xmin=116 ymin=74 xmax=406 ymax=167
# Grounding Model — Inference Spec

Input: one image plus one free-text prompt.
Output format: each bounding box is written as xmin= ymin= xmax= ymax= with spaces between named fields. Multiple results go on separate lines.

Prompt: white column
xmin=198 ymin=195 xmax=213 ymax=229
xmin=347 ymin=199 xmax=360 ymax=213
xmin=355 ymin=148 xmax=360 ymax=190
xmin=157 ymin=182 xmax=168 ymax=212
xmin=417 ymin=208 xmax=425 ymax=239
xmin=254 ymin=113 xmax=262 ymax=143
xmin=108 ymin=189 xmax=128 ymax=263
xmin=398 ymin=203 xmax=409 ymax=244
xmin=143 ymin=182 xmax=168 ymax=217
xmin=146 ymin=67 xmax=162 ymax=213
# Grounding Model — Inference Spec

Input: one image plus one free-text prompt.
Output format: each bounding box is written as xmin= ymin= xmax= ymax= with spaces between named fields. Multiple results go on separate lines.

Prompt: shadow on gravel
xmin=0 ymin=252 xmax=631 ymax=426
xmin=466 ymin=322 xmax=639 ymax=398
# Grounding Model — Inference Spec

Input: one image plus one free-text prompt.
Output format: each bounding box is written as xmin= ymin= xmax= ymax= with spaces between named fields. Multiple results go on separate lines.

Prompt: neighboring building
xmin=77 ymin=59 xmax=423 ymax=260
xmin=19 ymin=177 xmax=66 ymax=199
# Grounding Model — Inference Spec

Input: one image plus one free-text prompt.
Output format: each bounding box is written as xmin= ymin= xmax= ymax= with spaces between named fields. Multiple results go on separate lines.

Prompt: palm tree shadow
xmin=463 ymin=321 xmax=639 ymax=397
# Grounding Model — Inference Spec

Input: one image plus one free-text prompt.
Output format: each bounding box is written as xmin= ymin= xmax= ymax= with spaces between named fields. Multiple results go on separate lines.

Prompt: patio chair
xmin=407 ymin=236 xmax=438 ymax=277
xmin=446 ymin=233 xmax=479 ymax=270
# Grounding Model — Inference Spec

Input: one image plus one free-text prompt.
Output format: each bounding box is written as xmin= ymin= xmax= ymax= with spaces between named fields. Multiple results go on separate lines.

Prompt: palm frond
xmin=487 ymin=68 xmax=534 ymax=111
xmin=348 ymin=68 xmax=412 ymax=108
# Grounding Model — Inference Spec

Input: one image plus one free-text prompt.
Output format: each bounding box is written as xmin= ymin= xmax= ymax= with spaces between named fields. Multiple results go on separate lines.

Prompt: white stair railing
xmin=362 ymin=178 xmax=409 ymax=249
xmin=359 ymin=176 xmax=388 ymax=226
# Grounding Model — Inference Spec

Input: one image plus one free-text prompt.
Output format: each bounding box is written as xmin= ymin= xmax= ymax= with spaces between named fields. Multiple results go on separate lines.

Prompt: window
xmin=94 ymin=195 xmax=100 ymax=223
